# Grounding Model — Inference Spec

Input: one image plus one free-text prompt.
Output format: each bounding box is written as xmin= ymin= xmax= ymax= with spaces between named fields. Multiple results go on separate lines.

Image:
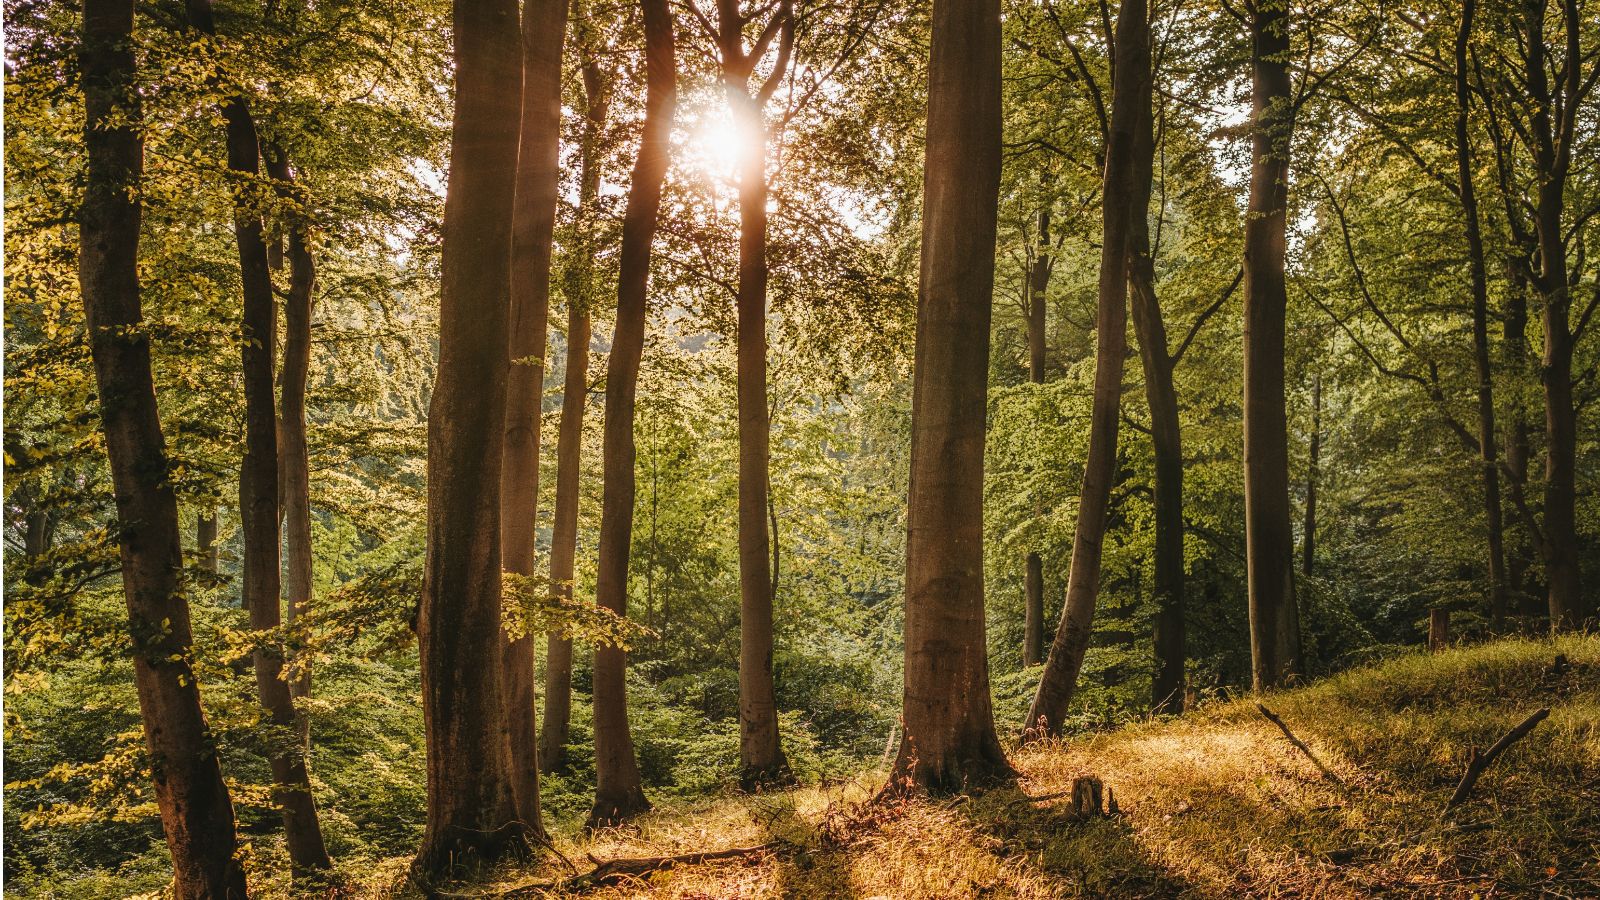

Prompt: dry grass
xmin=365 ymin=635 xmax=1600 ymax=899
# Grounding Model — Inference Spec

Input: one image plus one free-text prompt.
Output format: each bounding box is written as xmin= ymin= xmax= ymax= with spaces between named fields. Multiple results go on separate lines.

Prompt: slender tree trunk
xmin=1125 ymin=49 xmax=1184 ymax=715
xmin=1026 ymin=0 xmax=1149 ymax=740
xmin=1523 ymin=0 xmax=1584 ymax=630
xmin=588 ymin=0 xmax=675 ymax=828
xmin=265 ymin=148 xmax=316 ymax=736
xmin=412 ymin=0 xmax=528 ymax=876
xmin=887 ymin=0 xmax=1013 ymax=792
xmin=79 ymin=3 xmax=247 ymax=893
xmin=1241 ymin=0 xmax=1301 ymax=690
xmin=1023 ymin=212 xmax=1050 ymax=668
xmin=1302 ymin=376 xmax=1319 ymax=578
xmin=196 ymin=510 xmax=218 ymax=574
xmin=541 ymin=51 xmax=609 ymax=777
xmin=500 ymin=0 xmax=569 ymax=834
xmin=1503 ymin=265 xmax=1537 ymax=614
xmin=1453 ymin=0 xmax=1509 ymax=630
xmin=185 ymin=0 xmax=332 ymax=870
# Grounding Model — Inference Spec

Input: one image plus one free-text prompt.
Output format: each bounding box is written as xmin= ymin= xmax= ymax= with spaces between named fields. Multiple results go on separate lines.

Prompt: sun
xmin=689 ymin=112 xmax=763 ymax=180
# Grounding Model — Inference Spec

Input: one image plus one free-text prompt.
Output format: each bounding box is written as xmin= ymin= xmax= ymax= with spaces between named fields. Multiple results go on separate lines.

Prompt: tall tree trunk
xmin=412 ymin=0 xmax=528 ymax=876
xmin=1302 ymin=375 xmax=1318 ymax=578
xmin=1025 ymin=0 xmax=1149 ymax=739
xmin=196 ymin=510 xmax=218 ymax=574
xmin=587 ymin=0 xmax=675 ymax=828
xmin=500 ymin=0 xmax=570 ymax=833
xmin=717 ymin=0 xmax=796 ymax=791
xmin=1241 ymin=0 xmax=1302 ymax=690
xmin=1453 ymin=0 xmax=1509 ymax=630
xmin=1502 ymin=264 xmax=1537 ymax=614
xmin=1023 ymin=211 xmax=1050 ymax=668
xmin=887 ymin=0 xmax=1013 ymax=792
xmin=79 ymin=2 xmax=248 ymax=893
xmin=185 ymin=0 xmax=332 ymax=871
xmin=541 ymin=49 xmax=609 ymax=777
xmin=1126 ymin=54 xmax=1184 ymax=715
xmin=1523 ymin=0 xmax=1585 ymax=630
xmin=265 ymin=147 xmax=316 ymax=737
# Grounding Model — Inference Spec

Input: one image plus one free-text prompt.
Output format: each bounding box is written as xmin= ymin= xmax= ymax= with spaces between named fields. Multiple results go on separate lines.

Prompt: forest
xmin=2 ymin=0 xmax=1598 ymax=895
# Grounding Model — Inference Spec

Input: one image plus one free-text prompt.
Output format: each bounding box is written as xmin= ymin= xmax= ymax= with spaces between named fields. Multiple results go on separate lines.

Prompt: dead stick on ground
xmin=1258 ymin=704 xmax=1345 ymax=785
xmin=1444 ymin=707 xmax=1550 ymax=812
xmin=441 ymin=843 xmax=781 ymax=897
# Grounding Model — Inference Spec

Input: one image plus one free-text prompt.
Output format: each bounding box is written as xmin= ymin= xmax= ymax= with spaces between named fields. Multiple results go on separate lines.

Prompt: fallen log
xmin=437 ymin=843 xmax=779 ymax=898
xmin=1444 ymin=707 xmax=1550 ymax=812
xmin=1257 ymin=704 xmax=1344 ymax=785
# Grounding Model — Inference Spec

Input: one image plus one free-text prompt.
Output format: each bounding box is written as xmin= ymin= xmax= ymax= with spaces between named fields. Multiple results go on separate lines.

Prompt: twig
xmin=1257 ymin=704 xmax=1345 ymax=785
xmin=1444 ymin=707 xmax=1551 ymax=811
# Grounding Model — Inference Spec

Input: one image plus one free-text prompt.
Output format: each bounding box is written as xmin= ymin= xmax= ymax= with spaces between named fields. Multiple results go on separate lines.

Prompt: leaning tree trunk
xmin=412 ymin=0 xmax=528 ymax=877
xmin=887 ymin=0 xmax=1013 ymax=792
xmin=1241 ymin=0 xmax=1302 ymax=690
xmin=1026 ymin=0 xmax=1149 ymax=740
xmin=542 ymin=50 xmax=609 ymax=776
xmin=185 ymin=0 xmax=332 ymax=870
xmin=265 ymin=147 xmax=316 ymax=734
xmin=79 ymin=2 xmax=248 ymax=893
xmin=1125 ymin=56 xmax=1185 ymax=716
xmin=500 ymin=0 xmax=569 ymax=833
xmin=587 ymin=0 xmax=675 ymax=828
xmin=1453 ymin=0 xmax=1509 ymax=630
xmin=1023 ymin=211 xmax=1050 ymax=668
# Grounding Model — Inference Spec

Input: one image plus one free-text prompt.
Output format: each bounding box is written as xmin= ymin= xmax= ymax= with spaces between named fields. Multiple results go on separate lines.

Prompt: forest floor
xmin=376 ymin=635 xmax=1599 ymax=899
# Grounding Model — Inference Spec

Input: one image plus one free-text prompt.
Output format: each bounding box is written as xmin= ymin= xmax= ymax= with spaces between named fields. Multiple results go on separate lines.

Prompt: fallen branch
xmin=444 ymin=843 xmax=780 ymax=897
xmin=1258 ymin=704 xmax=1345 ymax=785
xmin=1444 ymin=707 xmax=1550 ymax=811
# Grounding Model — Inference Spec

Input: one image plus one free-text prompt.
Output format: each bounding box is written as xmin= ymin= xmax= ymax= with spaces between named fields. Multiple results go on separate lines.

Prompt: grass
xmin=362 ymin=635 xmax=1599 ymax=898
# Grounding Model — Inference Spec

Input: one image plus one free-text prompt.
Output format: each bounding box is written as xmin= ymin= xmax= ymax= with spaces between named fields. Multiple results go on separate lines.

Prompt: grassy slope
xmin=379 ymin=636 xmax=1599 ymax=899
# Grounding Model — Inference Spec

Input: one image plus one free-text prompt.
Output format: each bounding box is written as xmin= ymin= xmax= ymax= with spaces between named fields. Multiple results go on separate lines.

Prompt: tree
xmin=542 ymin=35 xmax=611 ymax=777
xmin=887 ymin=0 xmax=1013 ymax=791
xmin=185 ymin=0 xmax=332 ymax=871
xmin=412 ymin=0 xmax=529 ymax=876
xmin=1024 ymin=209 xmax=1052 ymax=668
xmin=501 ymin=0 xmax=570 ymax=832
xmin=78 ymin=0 xmax=248 ymax=893
xmin=1242 ymin=0 xmax=1301 ymax=690
xmin=588 ymin=0 xmax=677 ymax=828
xmin=1026 ymin=0 xmax=1150 ymax=738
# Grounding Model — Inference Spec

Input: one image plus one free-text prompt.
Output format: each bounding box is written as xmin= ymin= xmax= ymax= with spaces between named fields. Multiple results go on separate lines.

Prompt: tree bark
xmin=500 ymin=0 xmax=569 ymax=834
xmin=587 ymin=0 xmax=675 ymax=828
xmin=1023 ymin=211 xmax=1050 ymax=668
xmin=1026 ymin=0 xmax=1149 ymax=740
xmin=541 ymin=49 xmax=609 ymax=777
xmin=1241 ymin=0 xmax=1302 ymax=690
xmin=887 ymin=0 xmax=1014 ymax=792
xmin=185 ymin=0 xmax=332 ymax=871
xmin=1125 ymin=48 xmax=1184 ymax=716
xmin=412 ymin=0 xmax=529 ymax=876
xmin=716 ymin=0 xmax=796 ymax=792
xmin=265 ymin=147 xmax=316 ymax=736
xmin=79 ymin=2 xmax=248 ymax=893
xmin=1453 ymin=0 xmax=1509 ymax=630
xmin=1302 ymin=375 xmax=1319 ymax=578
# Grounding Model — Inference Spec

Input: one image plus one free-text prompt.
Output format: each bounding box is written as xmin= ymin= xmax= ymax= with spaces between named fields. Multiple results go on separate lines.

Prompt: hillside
xmin=383 ymin=636 xmax=1598 ymax=899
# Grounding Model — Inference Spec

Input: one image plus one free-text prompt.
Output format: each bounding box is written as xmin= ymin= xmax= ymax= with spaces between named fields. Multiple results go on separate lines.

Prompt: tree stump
xmin=1428 ymin=608 xmax=1449 ymax=653
xmin=1070 ymin=776 xmax=1104 ymax=820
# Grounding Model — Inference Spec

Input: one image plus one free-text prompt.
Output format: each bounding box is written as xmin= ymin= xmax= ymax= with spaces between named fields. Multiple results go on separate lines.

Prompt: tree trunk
xmin=185 ymin=0 xmax=332 ymax=870
xmin=500 ymin=0 xmax=569 ymax=834
xmin=887 ymin=0 xmax=1013 ymax=792
xmin=1241 ymin=0 xmax=1302 ymax=690
xmin=1302 ymin=375 xmax=1319 ymax=578
xmin=588 ymin=0 xmax=675 ymax=828
xmin=412 ymin=0 xmax=528 ymax=876
xmin=541 ymin=49 xmax=608 ymax=777
xmin=1453 ymin=0 xmax=1509 ymax=630
xmin=1125 ymin=47 xmax=1184 ymax=716
xmin=718 ymin=0 xmax=795 ymax=791
xmin=1026 ymin=0 xmax=1149 ymax=740
xmin=265 ymin=147 xmax=316 ymax=737
xmin=1023 ymin=211 xmax=1050 ymax=668
xmin=79 ymin=2 xmax=248 ymax=893
xmin=197 ymin=510 xmax=218 ymax=574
